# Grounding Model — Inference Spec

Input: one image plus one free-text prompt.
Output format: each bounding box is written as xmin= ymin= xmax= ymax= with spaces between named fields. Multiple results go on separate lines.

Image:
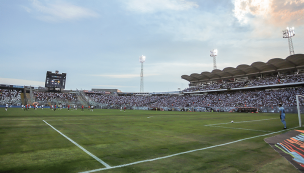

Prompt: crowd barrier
xmin=0 ymin=105 xmax=303 ymax=114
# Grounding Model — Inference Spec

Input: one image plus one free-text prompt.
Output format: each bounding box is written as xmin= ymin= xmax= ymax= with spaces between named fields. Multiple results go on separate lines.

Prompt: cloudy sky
xmin=1 ymin=0 xmax=303 ymax=92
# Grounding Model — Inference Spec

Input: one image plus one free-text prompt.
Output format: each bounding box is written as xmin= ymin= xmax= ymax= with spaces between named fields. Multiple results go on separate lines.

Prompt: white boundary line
xmin=42 ymin=120 xmax=111 ymax=168
xmin=79 ymin=127 xmax=299 ymax=173
xmin=205 ymin=118 xmax=277 ymax=126
xmin=206 ymin=125 xmax=272 ymax=132
xmin=44 ymin=119 xmax=103 ymax=121
xmin=205 ymin=118 xmax=277 ymax=132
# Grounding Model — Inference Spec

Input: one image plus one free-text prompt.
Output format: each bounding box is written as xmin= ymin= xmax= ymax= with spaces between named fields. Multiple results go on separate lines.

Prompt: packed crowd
xmin=150 ymin=87 xmax=304 ymax=107
xmin=87 ymin=94 xmax=161 ymax=107
xmin=86 ymin=87 xmax=304 ymax=108
xmin=183 ymin=73 xmax=304 ymax=92
xmin=34 ymin=92 xmax=77 ymax=102
xmin=1 ymin=82 xmax=304 ymax=109
xmin=0 ymin=89 xmax=22 ymax=105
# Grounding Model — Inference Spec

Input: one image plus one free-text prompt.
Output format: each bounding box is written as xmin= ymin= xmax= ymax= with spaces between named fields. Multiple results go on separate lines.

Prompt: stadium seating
xmin=84 ymin=87 xmax=304 ymax=108
xmin=183 ymin=73 xmax=304 ymax=92
xmin=0 ymin=73 xmax=303 ymax=112
xmin=0 ymin=89 xmax=22 ymax=106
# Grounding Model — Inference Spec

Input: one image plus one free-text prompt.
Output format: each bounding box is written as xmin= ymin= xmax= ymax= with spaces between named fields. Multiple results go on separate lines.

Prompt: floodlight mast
xmin=282 ymin=27 xmax=295 ymax=55
xmin=139 ymin=55 xmax=146 ymax=93
xmin=210 ymin=49 xmax=218 ymax=70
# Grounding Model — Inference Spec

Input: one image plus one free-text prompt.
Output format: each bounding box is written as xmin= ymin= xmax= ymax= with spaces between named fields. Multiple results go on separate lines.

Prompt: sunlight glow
xmin=234 ymin=0 xmax=272 ymax=24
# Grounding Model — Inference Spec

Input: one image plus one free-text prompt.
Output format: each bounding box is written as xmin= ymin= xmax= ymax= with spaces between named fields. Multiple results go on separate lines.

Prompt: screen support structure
xmin=296 ymin=95 xmax=304 ymax=127
xmin=48 ymin=87 xmax=62 ymax=92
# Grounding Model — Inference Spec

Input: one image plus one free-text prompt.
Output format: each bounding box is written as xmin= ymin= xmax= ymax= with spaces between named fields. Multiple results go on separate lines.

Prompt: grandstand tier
xmin=182 ymin=54 xmax=304 ymax=87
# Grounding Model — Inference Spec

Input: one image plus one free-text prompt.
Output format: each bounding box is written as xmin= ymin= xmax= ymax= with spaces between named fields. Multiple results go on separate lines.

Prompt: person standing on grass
xmin=54 ymin=104 xmax=56 ymax=111
xmin=279 ymin=103 xmax=287 ymax=129
xmin=41 ymin=104 xmax=44 ymax=110
xmin=68 ymin=105 xmax=70 ymax=111
xmin=5 ymin=103 xmax=8 ymax=111
xmin=82 ymin=105 xmax=84 ymax=111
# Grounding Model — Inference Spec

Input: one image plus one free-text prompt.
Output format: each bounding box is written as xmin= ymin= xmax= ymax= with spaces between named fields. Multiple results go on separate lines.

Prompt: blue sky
xmin=1 ymin=0 xmax=303 ymax=92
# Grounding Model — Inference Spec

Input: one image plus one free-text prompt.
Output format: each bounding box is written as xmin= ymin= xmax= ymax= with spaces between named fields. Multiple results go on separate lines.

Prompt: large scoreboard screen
xmin=45 ymin=71 xmax=66 ymax=89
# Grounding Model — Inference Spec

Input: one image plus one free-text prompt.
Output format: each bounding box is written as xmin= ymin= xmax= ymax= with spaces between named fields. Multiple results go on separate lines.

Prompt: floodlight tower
xmin=282 ymin=27 xmax=295 ymax=55
xmin=139 ymin=55 xmax=146 ymax=92
xmin=210 ymin=49 xmax=218 ymax=70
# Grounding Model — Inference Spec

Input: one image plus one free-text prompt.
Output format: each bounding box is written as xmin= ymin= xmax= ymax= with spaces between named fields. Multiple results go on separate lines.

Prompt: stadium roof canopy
xmin=181 ymin=54 xmax=304 ymax=83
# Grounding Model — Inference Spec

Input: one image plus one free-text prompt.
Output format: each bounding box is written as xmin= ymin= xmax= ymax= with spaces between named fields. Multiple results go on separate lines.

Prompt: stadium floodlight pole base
xmin=140 ymin=62 xmax=144 ymax=92
xmin=296 ymin=95 xmax=303 ymax=127
xmin=210 ymin=49 xmax=218 ymax=70
xmin=288 ymin=37 xmax=295 ymax=55
xmin=139 ymin=55 xmax=146 ymax=93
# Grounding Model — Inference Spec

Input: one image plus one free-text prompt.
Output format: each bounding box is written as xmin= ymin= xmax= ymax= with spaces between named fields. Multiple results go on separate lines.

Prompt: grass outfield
xmin=0 ymin=108 xmax=302 ymax=173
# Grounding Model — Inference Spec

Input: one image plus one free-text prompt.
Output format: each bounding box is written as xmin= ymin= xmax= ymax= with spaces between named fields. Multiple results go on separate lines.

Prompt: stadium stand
xmin=83 ymin=86 xmax=304 ymax=109
xmin=181 ymin=54 xmax=304 ymax=89
xmin=0 ymin=54 xmax=303 ymax=113
xmin=33 ymin=91 xmax=78 ymax=107
xmin=0 ymin=89 xmax=22 ymax=106
xmin=182 ymin=73 xmax=304 ymax=92
xmin=34 ymin=92 xmax=77 ymax=102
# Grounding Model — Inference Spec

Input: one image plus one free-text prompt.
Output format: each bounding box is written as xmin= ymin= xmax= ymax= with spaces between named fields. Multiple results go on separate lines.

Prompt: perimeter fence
xmin=130 ymin=106 xmax=304 ymax=113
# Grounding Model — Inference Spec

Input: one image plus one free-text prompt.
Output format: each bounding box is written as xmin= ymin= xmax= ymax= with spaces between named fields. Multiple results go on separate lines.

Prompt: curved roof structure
xmin=181 ymin=54 xmax=304 ymax=82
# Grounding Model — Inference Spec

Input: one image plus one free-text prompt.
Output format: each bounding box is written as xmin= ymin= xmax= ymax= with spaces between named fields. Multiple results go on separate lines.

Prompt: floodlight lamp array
xmin=210 ymin=49 xmax=218 ymax=57
xmin=283 ymin=27 xmax=295 ymax=38
xmin=139 ymin=55 xmax=146 ymax=63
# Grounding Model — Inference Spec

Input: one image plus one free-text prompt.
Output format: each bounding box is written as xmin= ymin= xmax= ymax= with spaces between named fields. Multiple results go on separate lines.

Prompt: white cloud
xmin=232 ymin=0 xmax=304 ymax=39
xmin=28 ymin=0 xmax=99 ymax=22
xmin=233 ymin=0 xmax=304 ymax=26
xmin=130 ymin=5 xmax=235 ymax=41
xmin=21 ymin=5 xmax=32 ymax=13
xmin=233 ymin=0 xmax=272 ymax=25
xmin=91 ymin=74 xmax=160 ymax=78
xmin=0 ymin=78 xmax=44 ymax=87
xmin=124 ymin=0 xmax=198 ymax=13
xmin=154 ymin=13 xmax=222 ymax=41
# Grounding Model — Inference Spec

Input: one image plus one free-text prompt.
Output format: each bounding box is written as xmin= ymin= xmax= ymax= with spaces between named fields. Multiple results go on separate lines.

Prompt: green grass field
xmin=0 ymin=108 xmax=302 ymax=173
